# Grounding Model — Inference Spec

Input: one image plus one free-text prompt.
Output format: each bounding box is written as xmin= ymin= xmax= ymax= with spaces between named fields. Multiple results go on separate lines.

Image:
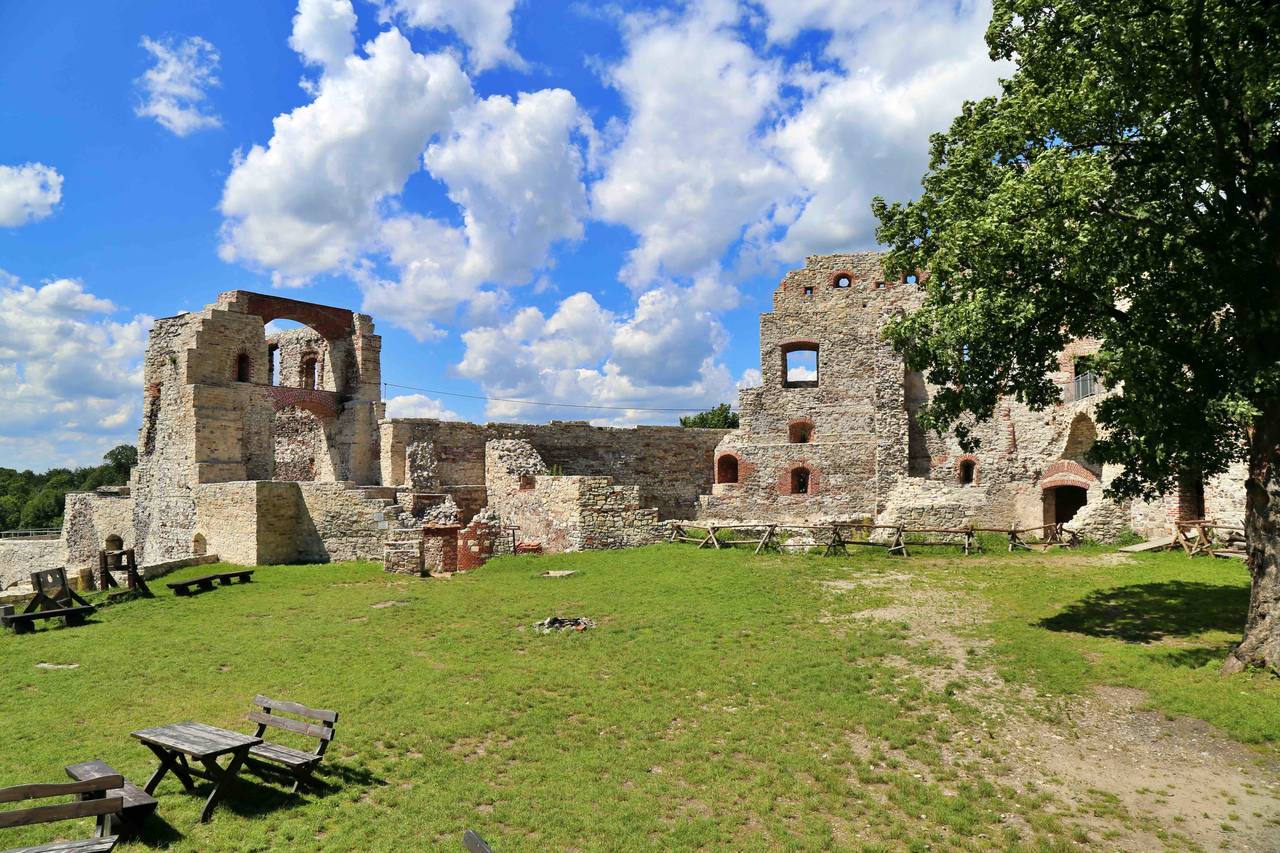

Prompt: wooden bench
xmin=63 ymin=762 xmax=156 ymax=840
xmin=1 ymin=569 xmax=95 ymax=635
xmin=166 ymin=570 xmax=252 ymax=597
xmin=243 ymin=696 xmax=338 ymax=794
xmin=0 ymin=775 xmax=123 ymax=853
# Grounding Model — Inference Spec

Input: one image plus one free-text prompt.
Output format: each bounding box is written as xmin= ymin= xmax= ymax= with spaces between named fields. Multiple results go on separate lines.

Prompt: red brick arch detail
xmin=715 ymin=452 xmax=742 ymax=484
xmin=1040 ymin=459 xmax=1099 ymax=490
xmin=830 ymin=269 xmax=856 ymax=288
xmin=777 ymin=462 xmax=821 ymax=495
xmin=220 ymin=290 xmax=355 ymax=341
xmin=787 ymin=417 xmax=815 ymax=443
xmin=265 ymin=385 xmax=339 ymax=419
xmin=955 ymin=453 xmax=979 ymax=484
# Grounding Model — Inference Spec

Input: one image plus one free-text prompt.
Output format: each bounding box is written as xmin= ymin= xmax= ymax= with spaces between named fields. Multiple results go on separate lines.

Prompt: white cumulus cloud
xmin=385 ymin=393 xmax=461 ymax=420
xmin=377 ymin=0 xmax=525 ymax=71
xmin=0 ymin=163 xmax=63 ymax=227
xmin=0 ymin=272 xmax=152 ymax=470
xmin=135 ymin=35 xmax=223 ymax=136
xmin=290 ymin=0 xmax=358 ymax=72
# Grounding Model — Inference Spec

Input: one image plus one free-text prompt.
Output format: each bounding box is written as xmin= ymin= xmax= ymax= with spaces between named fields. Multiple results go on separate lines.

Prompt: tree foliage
xmin=0 ymin=445 xmax=137 ymax=531
xmin=679 ymin=403 xmax=740 ymax=430
xmin=873 ymin=0 xmax=1280 ymax=502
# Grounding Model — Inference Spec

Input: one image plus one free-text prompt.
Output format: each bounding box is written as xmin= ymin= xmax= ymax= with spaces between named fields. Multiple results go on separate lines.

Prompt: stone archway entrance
xmin=1044 ymin=485 xmax=1088 ymax=525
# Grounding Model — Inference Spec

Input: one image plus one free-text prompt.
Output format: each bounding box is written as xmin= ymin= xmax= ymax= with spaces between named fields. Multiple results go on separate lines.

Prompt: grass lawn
xmin=1 ymin=543 xmax=1278 ymax=851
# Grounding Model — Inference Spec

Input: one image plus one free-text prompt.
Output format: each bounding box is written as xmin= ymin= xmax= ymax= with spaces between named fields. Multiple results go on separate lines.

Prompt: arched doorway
xmin=192 ymin=533 xmax=207 ymax=556
xmin=104 ymin=534 xmax=124 ymax=552
xmin=1044 ymin=485 xmax=1088 ymax=525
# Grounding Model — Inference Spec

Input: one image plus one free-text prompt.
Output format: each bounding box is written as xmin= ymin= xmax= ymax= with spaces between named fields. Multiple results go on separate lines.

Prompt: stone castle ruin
xmin=0 ymin=253 xmax=1246 ymax=590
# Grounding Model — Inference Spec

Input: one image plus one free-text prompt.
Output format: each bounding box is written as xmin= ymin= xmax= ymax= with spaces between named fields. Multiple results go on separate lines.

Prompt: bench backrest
xmin=30 ymin=569 xmax=71 ymax=605
xmin=0 ymin=776 xmax=123 ymax=830
xmin=250 ymin=695 xmax=338 ymax=758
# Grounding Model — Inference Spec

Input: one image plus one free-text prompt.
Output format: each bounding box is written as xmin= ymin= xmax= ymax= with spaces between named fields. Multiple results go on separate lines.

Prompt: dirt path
xmin=821 ymin=564 xmax=1280 ymax=851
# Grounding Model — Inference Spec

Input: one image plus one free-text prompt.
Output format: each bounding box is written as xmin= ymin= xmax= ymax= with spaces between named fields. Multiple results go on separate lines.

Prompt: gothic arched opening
xmin=1043 ymin=485 xmax=1088 ymax=526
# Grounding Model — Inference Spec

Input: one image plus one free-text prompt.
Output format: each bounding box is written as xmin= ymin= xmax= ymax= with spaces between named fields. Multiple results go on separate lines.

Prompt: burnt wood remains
xmin=63 ymin=761 xmax=157 ymax=840
xmin=0 ymin=568 xmax=96 ymax=635
xmin=0 ymin=774 xmax=124 ymax=853
xmin=243 ymin=695 xmax=338 ymax=794
xmin=130 ymin=722 xmax=261 ymax=823
xmin=166 ymin=570 xmax=254 ymax=597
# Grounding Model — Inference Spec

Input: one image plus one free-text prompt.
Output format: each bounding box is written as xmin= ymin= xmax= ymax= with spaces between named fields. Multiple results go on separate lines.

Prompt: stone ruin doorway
xmin=1043 ymin=485 xmax=1088 ymax=526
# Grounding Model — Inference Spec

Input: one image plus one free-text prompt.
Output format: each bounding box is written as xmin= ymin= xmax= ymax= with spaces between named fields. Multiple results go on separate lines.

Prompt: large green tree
xmin=873 ymin=0 xmax=1280 ymax=671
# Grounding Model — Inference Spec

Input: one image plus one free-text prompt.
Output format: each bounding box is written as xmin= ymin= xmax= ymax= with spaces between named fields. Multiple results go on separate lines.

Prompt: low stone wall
xmin=0 ymin=538 xmax=64 ymax=590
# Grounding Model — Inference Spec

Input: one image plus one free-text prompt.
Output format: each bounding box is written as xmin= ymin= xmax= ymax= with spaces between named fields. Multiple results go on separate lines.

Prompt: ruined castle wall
xmin=0 ymin=538 xmax=63 ymax=591
xmin=61 ymin=492 xmax=135 ymax=573
xmin=294 ymin=482 xmax=390 ymax=562
xmin=381 ymin=420 xmax=725 ymax=520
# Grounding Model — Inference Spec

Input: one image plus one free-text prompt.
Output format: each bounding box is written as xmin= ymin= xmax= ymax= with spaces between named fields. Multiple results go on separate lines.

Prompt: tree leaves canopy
xmin=680 ymin=403 xmax=741 ymax=429
xmin=873 ymin=0 xmax=1280 ymax=500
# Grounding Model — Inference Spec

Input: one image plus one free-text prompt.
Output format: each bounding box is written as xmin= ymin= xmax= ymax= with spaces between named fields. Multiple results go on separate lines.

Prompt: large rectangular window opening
xmin=781 ymin=342 xmax=819 ymax=388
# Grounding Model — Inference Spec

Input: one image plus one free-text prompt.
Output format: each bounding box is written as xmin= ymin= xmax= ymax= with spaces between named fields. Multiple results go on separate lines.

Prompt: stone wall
xmin=484 ymin=440 xmax=662 ymax=551
xmin=381 ymin=420 xmax=726 ymax=521
xmin=0 ymin=538 xmax=63 ymax=591
xmin=61 ymin=491 xmax=136 ymax=573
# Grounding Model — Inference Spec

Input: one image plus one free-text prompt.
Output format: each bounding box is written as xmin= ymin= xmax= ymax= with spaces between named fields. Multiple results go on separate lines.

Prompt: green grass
xmin=0 ymin=544 xmax=1275 ymax=851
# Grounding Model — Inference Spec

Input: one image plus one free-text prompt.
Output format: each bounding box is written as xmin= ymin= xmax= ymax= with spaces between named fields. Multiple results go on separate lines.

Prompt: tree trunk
xmin=1223 ymin=414 xmax=1280 ymax=674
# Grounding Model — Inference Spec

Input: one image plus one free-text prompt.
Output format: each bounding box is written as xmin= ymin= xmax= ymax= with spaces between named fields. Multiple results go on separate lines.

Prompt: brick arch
xmin=777 ymin=462 xmax=821 ymax=495
xmin=955 ymin=453 xmax=979 ymax=485
xmin=715 ymin=452 xmax=741 ymax=484
xmin=787 ymin=417 xmax=815 ymax=444
xmin=830 ymin=269 xmax=855 ymax=288
xmin=1040 ymin=459 xmax=1099 ymax=490
xmin=265 ymin=386 xmax=339 ymax=419
xmin=220 ymin=290 xmax=355 ymax=341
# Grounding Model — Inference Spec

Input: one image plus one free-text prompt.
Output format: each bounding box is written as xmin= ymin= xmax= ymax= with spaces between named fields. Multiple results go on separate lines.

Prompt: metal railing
xmin=0 ymin=528 xmax=61 ymax=540
xmin=1071 ymin=372 xmax=1099 ymax=401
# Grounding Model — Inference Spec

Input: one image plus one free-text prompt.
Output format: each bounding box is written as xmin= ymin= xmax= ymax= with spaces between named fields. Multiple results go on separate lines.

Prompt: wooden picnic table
xmin=130 ymin=722 xmax=261 ymax=823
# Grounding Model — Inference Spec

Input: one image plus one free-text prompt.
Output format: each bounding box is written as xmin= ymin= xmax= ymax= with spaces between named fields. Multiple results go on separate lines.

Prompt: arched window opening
xmin=104 ymin=534 xmax=124 ymax=553
xmin=716 ymin=455 xmax=739 ymax=484
xmin=781 ymin=341 xmax=819 ymax=388
xmin=905 ymin=273 xmax=918 ymax=284
xmin=832 ymin=272 xmax=852 ymax=288
xmin=235 ymin=352 xmax=252 ymax=383
xmin=788 ymin=421 xmax=813 ymax=444
xmin=958 ymin=459 xmax=976 ymax=485
xmin=192 ymin=533 xmax=207 ymax=556
xmin=301 ymin=355 xmax=318 ymax=390
xmin=789 ymin=466 xmax=811 ymax=495
xmin=803 ymin=285 xmax=814 ymax=297
xmin=267 ymin=344 xmax=279 ymax=386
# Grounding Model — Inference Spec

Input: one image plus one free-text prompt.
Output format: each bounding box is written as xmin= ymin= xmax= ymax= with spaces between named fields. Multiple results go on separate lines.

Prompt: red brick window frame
xmin=784 ymin=465 xmax=818 ymax=495
xmin=518 ymin=474 xmax=536 ymax=491
xmin=831 ymin=270 xmax=854 ymax=289
xmin=780 ymin=339 xmax=820 ymax=388
xmin=956 ymin=454 xmax=978 ymax=485
xmin=788 ymin=418 xmax=814 ymax=444
xmin=716 ymin=453 xmax=740 ymax=484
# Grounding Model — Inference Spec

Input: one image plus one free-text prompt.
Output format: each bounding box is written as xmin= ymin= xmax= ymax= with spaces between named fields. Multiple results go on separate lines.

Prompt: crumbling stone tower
xmin=700 ymin=253 xmax=925 ymax=521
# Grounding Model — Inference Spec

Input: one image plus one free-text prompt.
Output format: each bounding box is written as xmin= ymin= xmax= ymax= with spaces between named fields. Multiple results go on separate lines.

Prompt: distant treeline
xmin=0 ymin=445 xmax=137 ymax=531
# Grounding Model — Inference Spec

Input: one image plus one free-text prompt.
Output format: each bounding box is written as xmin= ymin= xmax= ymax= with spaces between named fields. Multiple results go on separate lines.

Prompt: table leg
xmin=198 ymin=747 xmax=249 ymax=823
xmin=143 ymin=744 xmax=195 ymax=794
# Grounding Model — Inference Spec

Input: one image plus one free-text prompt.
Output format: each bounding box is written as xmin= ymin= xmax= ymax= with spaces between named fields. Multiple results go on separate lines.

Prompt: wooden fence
xmin=667 ymin=520 xmax=1078 ymax=557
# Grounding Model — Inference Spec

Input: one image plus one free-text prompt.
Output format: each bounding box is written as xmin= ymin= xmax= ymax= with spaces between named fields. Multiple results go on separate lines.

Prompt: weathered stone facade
xmin=698 ymin=253 xmax=1246 ymax=539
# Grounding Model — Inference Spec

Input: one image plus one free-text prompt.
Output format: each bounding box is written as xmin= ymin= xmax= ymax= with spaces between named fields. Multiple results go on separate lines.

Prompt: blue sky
xmin=0 ymin=0 xmax=1005 ymax=471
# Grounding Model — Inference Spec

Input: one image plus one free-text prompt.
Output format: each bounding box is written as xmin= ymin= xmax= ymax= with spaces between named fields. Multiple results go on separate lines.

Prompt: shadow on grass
xmin=1039 ymin=581 xmax=1247 ymax=643
xmin=1154 ymin=642 xmax=1238 ymax=669
xmin=135 ymin=813 xmax=184 ymax=848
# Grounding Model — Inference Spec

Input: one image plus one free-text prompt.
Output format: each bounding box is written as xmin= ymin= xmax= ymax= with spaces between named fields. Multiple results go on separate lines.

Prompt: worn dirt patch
xmin=371 ymin=600 xmax=408 ymax=609
xmin=821 ymin=560 xmax=1280 ymax=851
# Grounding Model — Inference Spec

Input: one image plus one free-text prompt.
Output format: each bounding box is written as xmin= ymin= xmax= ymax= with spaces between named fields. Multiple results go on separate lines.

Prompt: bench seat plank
xmin=249 ymin=742 xmax=319 ymax=769
xmin=64 ymin=762 xmax=157 ymax=813
xmin=2 ymin=606 xmax=94 ymax=623
xmin=1 ymin=838 xmax=118 ymax=853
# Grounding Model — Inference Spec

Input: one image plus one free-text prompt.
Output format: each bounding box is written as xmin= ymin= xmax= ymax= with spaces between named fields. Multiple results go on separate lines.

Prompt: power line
xmin=381 ymin=381 xmax=712 ymax=413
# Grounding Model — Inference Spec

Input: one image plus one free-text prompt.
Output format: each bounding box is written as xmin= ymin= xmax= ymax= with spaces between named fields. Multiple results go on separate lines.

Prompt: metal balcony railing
xmin=0 ymin=528 xmax=61 ymax=539
xmin=1072 ymin=372 xmax=1099 ymax=401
